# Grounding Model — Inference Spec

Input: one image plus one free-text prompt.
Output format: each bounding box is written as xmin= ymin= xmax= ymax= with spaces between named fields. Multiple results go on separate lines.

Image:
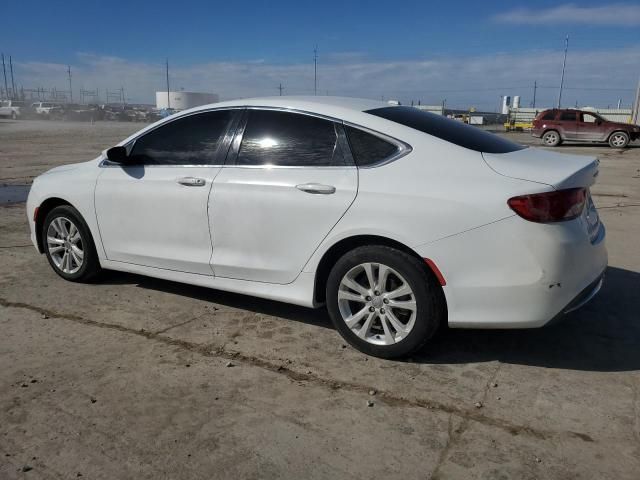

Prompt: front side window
xmin=541 ymin=111 xmax=556 ymax=120
xmin=560 ymin=111 xmax=577 ymax=122
xmin=581 ymin=113 xmax=600 ymax=123
xmin=130 ymin=110 xmax=235 ymax=165
xmin=366 ymin=106 xmax=525 ymax=154
xmin=236 ymin=110 xmax=346 ymax=167
xmin=345 ymin=126 xmax=399 ymax=166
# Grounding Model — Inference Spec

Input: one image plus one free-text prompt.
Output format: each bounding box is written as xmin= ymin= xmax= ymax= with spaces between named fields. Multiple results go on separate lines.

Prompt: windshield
xmin=366 ymin=106 xmax=526 ymax=154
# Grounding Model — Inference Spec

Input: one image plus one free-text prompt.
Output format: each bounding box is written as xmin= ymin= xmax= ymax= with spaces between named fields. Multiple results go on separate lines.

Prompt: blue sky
xmin=1 ymin=1 xmax=639 ymax=108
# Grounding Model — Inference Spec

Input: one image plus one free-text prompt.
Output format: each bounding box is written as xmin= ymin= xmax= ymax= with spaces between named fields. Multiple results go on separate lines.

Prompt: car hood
xmin=482 ymin=147 xmax=599 ymax=189
xmin=40 ymin=164 xmax=82 ymax=176
xmin=605 ymin=121 xmax=634 ymax=129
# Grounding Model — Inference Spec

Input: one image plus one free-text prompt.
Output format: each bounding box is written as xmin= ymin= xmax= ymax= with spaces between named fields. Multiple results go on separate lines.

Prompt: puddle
xmin=0 ymin=185 xmax=30 ymax=205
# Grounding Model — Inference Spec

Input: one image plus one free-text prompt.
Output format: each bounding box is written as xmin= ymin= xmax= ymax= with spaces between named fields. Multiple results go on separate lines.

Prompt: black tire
xmin=326 ymin=245 xmax=445 ymax=358
xmin=608 ymin=131 xmax=629 ymax=148
xmin=42 ymin=205 xmax=102 ymax=282
xmin=542 ymin=130 xmax=561 ymax=147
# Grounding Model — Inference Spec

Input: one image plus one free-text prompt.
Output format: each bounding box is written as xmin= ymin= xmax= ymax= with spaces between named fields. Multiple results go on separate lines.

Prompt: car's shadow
xmin=541 ymin=143 xmax=640 ymax=150
xmin=101 ymin=266 xmax=640 ymax=372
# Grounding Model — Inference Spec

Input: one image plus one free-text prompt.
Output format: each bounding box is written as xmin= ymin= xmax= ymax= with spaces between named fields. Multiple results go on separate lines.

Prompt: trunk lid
xmin=482 ymin=147 xmax=599 ymax=189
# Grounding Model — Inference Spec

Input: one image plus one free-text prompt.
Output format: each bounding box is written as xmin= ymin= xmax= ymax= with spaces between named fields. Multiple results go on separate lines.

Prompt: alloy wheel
xmin=337 ymin=262 xmax=417 ymax=345
xmin=544 ymin=132 xmax=558 ymax=145
xmin=610 ymin=133 xmax=627 ymax=147
xmin=47 ymin=216 xmax=84 ymax=274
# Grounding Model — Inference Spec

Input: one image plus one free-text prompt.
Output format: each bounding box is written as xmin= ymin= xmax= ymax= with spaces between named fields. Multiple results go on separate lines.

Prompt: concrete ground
xmin=1 ymin=119 xmax=639 ymax=479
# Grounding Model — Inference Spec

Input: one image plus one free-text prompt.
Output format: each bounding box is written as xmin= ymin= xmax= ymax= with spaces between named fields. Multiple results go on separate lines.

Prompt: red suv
xmin=532 ymin=109 xmax=639 ymax=148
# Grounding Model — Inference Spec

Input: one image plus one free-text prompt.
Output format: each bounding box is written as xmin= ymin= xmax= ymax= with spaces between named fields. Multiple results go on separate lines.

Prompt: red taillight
xmin=508 ymin=188 xmax=586 ymax=223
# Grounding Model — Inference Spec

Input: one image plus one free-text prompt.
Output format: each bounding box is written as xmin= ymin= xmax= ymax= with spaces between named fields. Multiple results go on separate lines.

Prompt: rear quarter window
xmin=366 ymin=106 xmax=525 ymax=154
xmin=344 ymin=126 xmax=399 ymax=166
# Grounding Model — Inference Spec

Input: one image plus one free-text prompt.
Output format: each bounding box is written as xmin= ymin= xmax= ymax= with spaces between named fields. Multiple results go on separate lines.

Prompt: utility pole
xmin=558 ymin=35 xmax=569 ymax=108
xmin=10 ymin=56 xmax=16 ymax=100
xmin=278 ymin=83 xmax=284 ymax=96
xmin=532 ymin=80 xmax=537 ymax=108
xmin=313 ymin=45 xmax=318 ymax=96
xmin=1 ymin=54 xmax=8 ymax=100
xmin=632 ymin=77 xmax=640 ymax=125
xmin=67 ymin=65 xmax=72 ymax=102
xmin=165 ymin=58 xmax=170 ymax=109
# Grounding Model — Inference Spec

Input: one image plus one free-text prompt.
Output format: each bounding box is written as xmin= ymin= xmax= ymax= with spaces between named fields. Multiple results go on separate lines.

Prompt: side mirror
xmin=106 ymin=146 xmax=130 ymax=164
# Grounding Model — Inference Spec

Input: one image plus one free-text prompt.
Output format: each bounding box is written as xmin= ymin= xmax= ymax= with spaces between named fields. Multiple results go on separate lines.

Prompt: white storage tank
xmin=156 ymin=91 xmax=219 ymax=110
xmin=501 ymin=96 xmax=511 ymax=114
xmin=512 ymin=95 xmax=521 ymax=110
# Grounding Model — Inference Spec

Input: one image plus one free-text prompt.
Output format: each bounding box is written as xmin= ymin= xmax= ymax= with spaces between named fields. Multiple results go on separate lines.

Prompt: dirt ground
xmin=1 ymin=119 xmax=639 ymax=479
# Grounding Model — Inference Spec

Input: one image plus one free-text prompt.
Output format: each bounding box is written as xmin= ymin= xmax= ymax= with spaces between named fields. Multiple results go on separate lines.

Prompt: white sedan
xmin=26 ymin=97 xmax=607 ymax=358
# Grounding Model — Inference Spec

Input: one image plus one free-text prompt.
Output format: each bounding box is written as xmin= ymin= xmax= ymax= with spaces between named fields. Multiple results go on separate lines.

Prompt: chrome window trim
xmin=99 ymin=160 xmax=225 ymax=168
xmin=98 ymin=105 xmax=412 ymax=169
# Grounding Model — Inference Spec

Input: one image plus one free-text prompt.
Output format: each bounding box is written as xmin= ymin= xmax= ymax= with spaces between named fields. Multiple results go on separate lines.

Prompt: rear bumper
xmin=562 ymin=270 xmax=604 ymax=314
xmin=415 ymin=215 xmax=607 ymax=329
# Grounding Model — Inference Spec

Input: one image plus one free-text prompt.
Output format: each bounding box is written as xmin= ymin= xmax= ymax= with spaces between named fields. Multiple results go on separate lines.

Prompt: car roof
xmin=181 ymin=96 xmax=389 ymax=121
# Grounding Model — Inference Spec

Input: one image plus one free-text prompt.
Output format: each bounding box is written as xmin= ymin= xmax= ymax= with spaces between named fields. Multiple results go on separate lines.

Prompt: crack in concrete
xmin=429 ymin=362 xmax=504 ymax=479
xmin=0 ymin=297 xmax=596 ymax=446
xmin=154 ymin=312 xmax=209 ymax=334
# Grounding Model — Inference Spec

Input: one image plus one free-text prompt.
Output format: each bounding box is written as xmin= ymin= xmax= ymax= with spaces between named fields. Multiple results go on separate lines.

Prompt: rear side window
xmin=541 ymin=111 xmax=556 ymax=120
xmin=366 ymin=106 xmax=525 ymax=154
xmin=560 ymin=111 xmax=577 ymax=121
xmin=345 ymin=126 xmax=399 ymax=166
xmin=236 ymin=110 xmax=345 ymax=167
xmin=130 ymin=110 xmax=235 ymax=165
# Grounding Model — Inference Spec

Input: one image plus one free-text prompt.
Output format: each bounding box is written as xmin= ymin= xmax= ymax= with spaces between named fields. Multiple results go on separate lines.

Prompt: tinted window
xmin=236 ymin=110 xmax=345 ymax=167
xmin=366 ymin=106 xmax=525 ymax=154
xmin=130 ymin=110 xmax=234 ymax=165
xmin=541 ymin=111 xmax=556 ymax=120
xmin=345 ymin=126 xmax=399 ymax=166
xmin=560 ymin=111 xmax=577 ymax=121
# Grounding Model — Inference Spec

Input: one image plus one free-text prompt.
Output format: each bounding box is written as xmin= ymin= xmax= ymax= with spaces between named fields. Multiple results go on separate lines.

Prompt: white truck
xmin=31 ymin=102 xmax=63 ymax=117
xmin=0 ymin=100 xmax=26 ymax=119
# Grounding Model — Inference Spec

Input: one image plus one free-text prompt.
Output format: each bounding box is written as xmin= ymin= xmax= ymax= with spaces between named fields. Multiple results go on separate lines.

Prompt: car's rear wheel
xmin=608 ymin=131 xmax=629 ymax=148
xmin=326 ymin=245 xmax=444 ymax=358
xmin=43 ymin=205 xmax=102 ymax=282
xmin=542 ymin=130 xmax=561 ymax=147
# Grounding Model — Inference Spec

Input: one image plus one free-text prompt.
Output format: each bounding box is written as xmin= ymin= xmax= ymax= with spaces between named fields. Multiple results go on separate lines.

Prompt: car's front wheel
xmin=43 ymin=205 xmax=102 ymax=282
xmin=326 ymin=245 xmax=444 ymax=358
xmin=608 ymin=131 xmax=629 ymax=148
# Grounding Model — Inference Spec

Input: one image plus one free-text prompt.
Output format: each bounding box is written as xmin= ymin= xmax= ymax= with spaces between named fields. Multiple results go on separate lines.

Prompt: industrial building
xmin=155 ymin=91 xmax=219 ymax=111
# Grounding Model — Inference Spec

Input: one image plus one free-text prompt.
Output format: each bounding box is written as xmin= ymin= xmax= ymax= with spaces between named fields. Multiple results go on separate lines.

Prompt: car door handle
xmin=296 ymin=183 xmax=336 ymax=194
xmin=177 ymin=177 xmax=206 ymax=187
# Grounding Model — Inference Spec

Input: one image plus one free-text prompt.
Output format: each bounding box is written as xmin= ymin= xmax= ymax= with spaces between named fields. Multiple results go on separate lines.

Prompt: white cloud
xmin=12 ymin=47 xmax=640 ymax=110
xmin=494 ymin=3 xmax=640 ymax=26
